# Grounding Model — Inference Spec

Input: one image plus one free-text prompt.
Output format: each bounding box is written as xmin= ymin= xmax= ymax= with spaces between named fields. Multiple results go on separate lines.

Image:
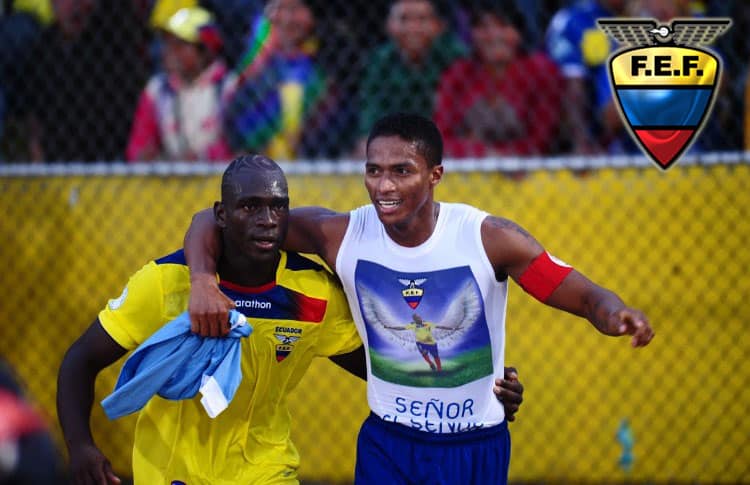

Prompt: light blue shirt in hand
xmin=101 ymin=310 xmax=252 ymax=420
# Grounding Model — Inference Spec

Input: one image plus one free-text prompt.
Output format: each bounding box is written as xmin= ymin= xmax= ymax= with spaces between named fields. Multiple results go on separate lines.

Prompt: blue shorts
xmin=355 ymin=413 xmax=510 ymax=485
xmin=416 ymin=341 xmax=438 ymax=357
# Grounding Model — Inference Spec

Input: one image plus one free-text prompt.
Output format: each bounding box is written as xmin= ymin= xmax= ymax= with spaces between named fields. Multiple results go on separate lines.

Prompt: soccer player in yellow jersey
xmin=57 ymin=155 xmax=365 ymax=484
xmin=385 ymin=313 xmax=453 ymax=371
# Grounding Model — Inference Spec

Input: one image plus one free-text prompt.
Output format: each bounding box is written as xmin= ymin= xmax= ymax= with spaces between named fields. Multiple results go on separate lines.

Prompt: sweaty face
xmin=365 ymin=135 xmax=441 ymax=230
xmin=219 ymin=169 xmax=289 ymax=263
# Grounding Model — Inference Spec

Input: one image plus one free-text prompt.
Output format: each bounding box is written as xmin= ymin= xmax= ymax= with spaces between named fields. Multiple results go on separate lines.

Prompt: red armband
xmin=518 ymin=251 xmax=573 ymax=302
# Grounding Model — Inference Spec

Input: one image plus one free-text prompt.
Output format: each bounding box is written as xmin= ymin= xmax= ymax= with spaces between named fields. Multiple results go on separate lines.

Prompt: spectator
xmin=224 ymin=0 xmax=353 ymax=160
xmin=127 ymin=6 xmax=236 ymax=162
xmin=435 ymin=1 xmax=563 ymax=158
xmin=0 ymin=1 xmax=50 ymax=160
xmin=19 ymin=0 xmax=148 ymax=162
xmin=201 ymin=0 xmax=264 ymax=69
xmin=354 ymin=0 xmax=468 ymax=156
xmin=545 ymin=0 xmax=628 ymax=154
xmin=0 ymin=357 xmax=63 ymax=484
xmin=627 ymin=0 xmax=740 ymax=152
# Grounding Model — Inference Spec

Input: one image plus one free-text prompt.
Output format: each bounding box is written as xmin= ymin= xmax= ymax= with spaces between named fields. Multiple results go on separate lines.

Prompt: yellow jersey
xmin=99 ymin=249 xmax=361 ymax=485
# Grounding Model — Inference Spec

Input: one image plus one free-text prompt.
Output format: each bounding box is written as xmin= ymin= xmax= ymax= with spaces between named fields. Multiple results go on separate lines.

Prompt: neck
xmin=384 ymin=201 xmax=440 ymax=248
xmin=217 ymin=251 xmax=280 ymax=287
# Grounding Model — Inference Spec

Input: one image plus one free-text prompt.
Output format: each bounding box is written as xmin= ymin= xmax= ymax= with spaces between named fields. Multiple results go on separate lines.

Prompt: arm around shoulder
xmin=287 ymin=207 xmax=348 ymax=267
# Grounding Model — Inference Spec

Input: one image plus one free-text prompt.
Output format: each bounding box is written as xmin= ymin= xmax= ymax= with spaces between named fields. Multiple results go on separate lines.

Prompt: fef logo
xmin=598 ymin=18 xmax=731 ymax=170
xmin=398 ymin=278 xmax=427 ymax=309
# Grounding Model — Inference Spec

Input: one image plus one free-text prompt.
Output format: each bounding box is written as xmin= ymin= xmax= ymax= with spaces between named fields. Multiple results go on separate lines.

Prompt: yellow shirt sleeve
xmin=98 ymin=261 xmax=165 ymax=350
xmin=315 ymin=277 xmax=362 ymax=357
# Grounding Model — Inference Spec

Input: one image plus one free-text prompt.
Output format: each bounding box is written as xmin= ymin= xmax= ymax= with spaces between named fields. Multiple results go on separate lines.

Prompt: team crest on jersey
xmin=598 ymin=18 xmax=731 ymax=170
xmin=274 ymin=328 xmax=302 ymax=362
xmin=398 ymin=278 xmax=427 ymax=309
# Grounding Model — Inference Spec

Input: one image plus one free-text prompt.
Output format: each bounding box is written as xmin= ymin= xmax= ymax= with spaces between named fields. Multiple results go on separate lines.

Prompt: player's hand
xmin=189 ymin=273 xmax=235 ymax=337
xmin=611 ymin=307 xmax=654 ymax=347
xmin=494 ymin=366 xmax=524 ymax=422
xmin=69 ymin=443 xmax=121 ymax=485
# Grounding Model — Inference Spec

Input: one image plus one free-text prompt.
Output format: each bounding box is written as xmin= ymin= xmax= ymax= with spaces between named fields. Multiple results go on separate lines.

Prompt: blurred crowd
xmin=1 ymin=0 xmax=748 ymax=164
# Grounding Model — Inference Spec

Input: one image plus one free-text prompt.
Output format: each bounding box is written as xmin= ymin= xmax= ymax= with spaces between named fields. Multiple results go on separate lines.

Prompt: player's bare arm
xmin=184 ymin=208 xmax=235 ymax=336
xmin=481 ymin=216 xmax=654 ymax=347
xmin=287 ymin=206 xmax=349 ymax=268
xmin=57 ymin=319 xmax=127 ymax=484
xmin=184 ymin=206 xmax=348 ymax=336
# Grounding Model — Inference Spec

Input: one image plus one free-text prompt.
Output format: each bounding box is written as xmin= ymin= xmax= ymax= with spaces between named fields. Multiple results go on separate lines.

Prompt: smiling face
xmin=216 ymin=163 xmax=289 ymax=267
xmin=365 ymin=135 xmax=443 ymax=246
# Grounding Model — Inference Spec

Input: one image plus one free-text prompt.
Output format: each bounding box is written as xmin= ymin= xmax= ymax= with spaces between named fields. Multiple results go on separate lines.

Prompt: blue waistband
xmin=365 ymin=412 xmax=508 ymax=444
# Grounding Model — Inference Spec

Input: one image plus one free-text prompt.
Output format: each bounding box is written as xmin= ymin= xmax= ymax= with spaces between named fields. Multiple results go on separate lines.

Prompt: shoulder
xmin=284 ymin=252 xmax=328 ymax=273
xmin=367 ymin=42 xmax=397 ymax=66
xmin=441 ymin=58 xmax=474 ymax=83
xmin=480 ymin=216 xmax=544 ymax=272
xmin=290 ymin=206 xmax=349 ymax=237
xmin=279 ymin=252 xmax=345 ymax=316
xmin=481 ymin=215 xmax=535 ymax=239
xmin=436 ymin=32 xmax=468 ymax=52
xmin=142 ymin=249 xmax=190 ymax=294
xmin=518 ymin=52 xmax=562 ymax=80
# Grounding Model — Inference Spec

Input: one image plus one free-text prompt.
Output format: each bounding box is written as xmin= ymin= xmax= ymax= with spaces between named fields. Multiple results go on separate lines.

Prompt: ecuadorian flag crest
xmin=598 ymin=19 xmax=731 ymax=170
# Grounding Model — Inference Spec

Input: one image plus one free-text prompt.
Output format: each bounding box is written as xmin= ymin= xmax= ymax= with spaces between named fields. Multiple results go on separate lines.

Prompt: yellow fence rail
xmin=1 ymin=160 xmax=748 ymax=483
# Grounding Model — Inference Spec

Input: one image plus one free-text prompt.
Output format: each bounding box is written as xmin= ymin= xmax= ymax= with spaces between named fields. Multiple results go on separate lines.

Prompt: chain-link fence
xmin=1 ymin=159 xmax=749 ymax=483
xmin=2 ymin=0 xmax=750 ymax=483
xmin=2 ymin=0 xmax=749 ymax=163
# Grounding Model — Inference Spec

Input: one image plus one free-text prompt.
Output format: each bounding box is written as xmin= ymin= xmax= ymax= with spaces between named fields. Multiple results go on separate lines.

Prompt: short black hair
xmin=221 ymin=154 xmax=285 ymax=202
xmin=466 ymin=0 xmax=528 ymax=47
xmin=366 ymin=112 xmax=443 ymax=167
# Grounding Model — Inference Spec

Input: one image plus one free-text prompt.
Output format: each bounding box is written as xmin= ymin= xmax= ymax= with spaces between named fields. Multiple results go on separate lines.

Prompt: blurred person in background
xmin=0 ymin=1 xmax=48 ymax=160
xmin=545 ymin=0 xmax=628 ymax=155
xmin=224 ymin=0 xmax=354 ymax=160
xmin=18 ymin=0 xmax=148 ymax=162
xmin=0 ymin=357 xmax=63 ymax=484
xmin=201 ymin=0 xmax=264 ymax=69
xmin=629 ymin=0 xmax=742 ymax=152
xmin=353 ymin=0 xmax=468 ymax=156
xmin=434 ymin=0 xmax=563 ymax=159
xmin=126 ymin=6 xmax=237 ymax=162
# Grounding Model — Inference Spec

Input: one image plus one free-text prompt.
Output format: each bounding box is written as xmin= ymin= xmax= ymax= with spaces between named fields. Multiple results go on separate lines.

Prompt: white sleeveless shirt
xmin=336 ymin=202 xmax=509 ymax=433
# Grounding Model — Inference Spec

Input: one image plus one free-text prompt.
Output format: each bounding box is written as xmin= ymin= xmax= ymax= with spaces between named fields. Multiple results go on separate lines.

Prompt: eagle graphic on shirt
xmin=354 ymin=261 xmax=493 ymax=388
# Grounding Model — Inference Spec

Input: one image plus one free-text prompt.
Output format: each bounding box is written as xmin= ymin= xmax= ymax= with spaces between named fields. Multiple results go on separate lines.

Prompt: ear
xmin=214 ymin=201 xmax=227 ymax=229
xmin=429 ymin=165 xmax=444 ymax=188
